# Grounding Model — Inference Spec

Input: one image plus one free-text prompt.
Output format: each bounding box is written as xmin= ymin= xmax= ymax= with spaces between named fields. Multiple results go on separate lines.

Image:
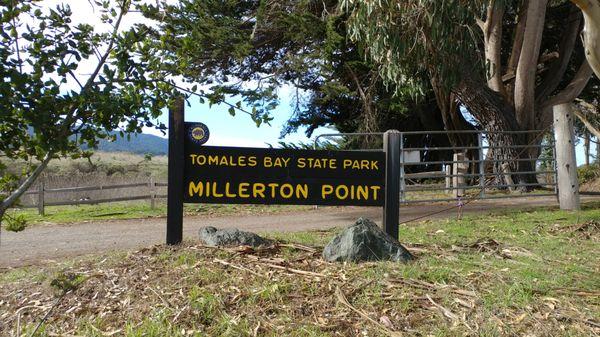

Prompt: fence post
xmin=478 ymin=133 xmax=486 ymax=198
xmin=445 ymin=165 xmax=452 ymax=194
xmin=383 ymin=130 xmax=401 ymax=240
xmin=167 ymin=97 xmax=185 ymax=245
xmin=37 ymin=181 xmax=45 ymax=216
xmin=452 ymin=152 xmax=467 ymax=198
xmin=149 ymin=176 xmax=156 ymax=210
xmin=553 ymin=103 xmax=580 ymax=210
xmin=399 ymin=135 xmax=406 ymax=203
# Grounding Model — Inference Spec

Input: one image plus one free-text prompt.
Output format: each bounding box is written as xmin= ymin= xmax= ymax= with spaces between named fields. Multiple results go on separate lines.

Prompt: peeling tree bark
xmin=514 ymin=0 xmax=548 ymax=130
xmin=571 ymin=0 xmax=600 ymax=78
xmin=483 ymin=1 xmax=507 ymax=97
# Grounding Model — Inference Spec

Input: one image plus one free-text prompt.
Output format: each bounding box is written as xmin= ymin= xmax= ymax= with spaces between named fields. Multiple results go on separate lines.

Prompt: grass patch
xmin=1 ymin=205 xmax=598 ymax=336
xmin=7 ymin=202 xmax=311 ymax=226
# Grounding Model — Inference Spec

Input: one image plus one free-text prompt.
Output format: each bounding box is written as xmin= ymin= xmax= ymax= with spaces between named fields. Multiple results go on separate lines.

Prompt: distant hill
xmin=94 ymin=133 xmax=168 ymax=155
xmin=25 ymin=127 xmax=169 ymax=156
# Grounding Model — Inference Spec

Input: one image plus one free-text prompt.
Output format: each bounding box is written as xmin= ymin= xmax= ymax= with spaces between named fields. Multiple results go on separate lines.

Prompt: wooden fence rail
xmin=16 ymin=179 xmax=167 ymax=214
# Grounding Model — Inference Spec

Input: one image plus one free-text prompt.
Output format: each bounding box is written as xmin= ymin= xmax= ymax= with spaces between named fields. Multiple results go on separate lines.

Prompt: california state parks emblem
xmin=188 ymin=123 xmax=210 ymax=145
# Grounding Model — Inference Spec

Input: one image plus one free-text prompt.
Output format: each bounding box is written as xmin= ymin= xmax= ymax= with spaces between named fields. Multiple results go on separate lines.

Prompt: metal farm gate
xmin=315 ymin=130 xmax=558 ymax=204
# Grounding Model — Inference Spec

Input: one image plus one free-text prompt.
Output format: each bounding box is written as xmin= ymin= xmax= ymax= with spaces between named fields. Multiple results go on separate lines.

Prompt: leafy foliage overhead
xmin=0 ymin=0 xmax=180 ymax=215
xmin=0 ymin=0 xmax=174 ymax=163
xmin=341 ymin=0 xmax=493 ymax=90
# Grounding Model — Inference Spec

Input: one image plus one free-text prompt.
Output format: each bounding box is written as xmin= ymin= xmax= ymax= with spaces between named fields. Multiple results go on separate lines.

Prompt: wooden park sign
xmin=184 ymin=145 xmax=384 ymax=206
xmin=167 ymin=98 xmax=401 ymax=244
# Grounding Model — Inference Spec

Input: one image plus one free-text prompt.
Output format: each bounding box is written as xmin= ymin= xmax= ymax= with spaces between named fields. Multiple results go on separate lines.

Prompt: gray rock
xmin=323 ymin=218 xmax=413 ymax=263
xmin=198 ymin=226 xmax=271 ymax=247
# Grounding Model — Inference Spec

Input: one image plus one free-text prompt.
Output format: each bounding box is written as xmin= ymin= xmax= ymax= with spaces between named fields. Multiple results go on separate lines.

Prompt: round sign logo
xmin=188 ymin=123 xmax=210 ymax=145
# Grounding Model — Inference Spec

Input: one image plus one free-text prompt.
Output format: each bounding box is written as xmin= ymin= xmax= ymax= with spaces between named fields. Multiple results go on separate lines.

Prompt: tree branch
xmin=574 ymin=107 xmax=600 ymax=139
xmin=542 ymin=60 xmax=593 ymax=109
xmin=483 ymin=0 xmax=506 ymax=96
xmin=0 ymin=153 xmax=52 ymax=214
xmin=535 ymin=5 xmax=582 ymax=103
xmin=506 ymin=1 xmax=528 ymax=85
xmin=10 ymin=0 xmax=23 ymax=74
xmin=514 ymin=0 xmax=548 ymax=129
xmin=571 ymin=0 xmax=600 ymax=79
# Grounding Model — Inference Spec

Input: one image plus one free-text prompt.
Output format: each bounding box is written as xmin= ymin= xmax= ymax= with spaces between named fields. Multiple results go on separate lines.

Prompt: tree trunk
xmin=454 ymin=73 xmax=538 ymax=189
xmin=571 ymin=0 xmax=600 ymax=78
xmin=584 ymin=132 xmax=591 ymax=165
xmin=514 ymin=0 xmax=548 ymax=130
xmin=429 ymin=75 xmax=477 ymax=148
xmin=0 ymin=153 xmax=52 ymax=221
xmin=597 ymin=137 xmax=600 ymax=163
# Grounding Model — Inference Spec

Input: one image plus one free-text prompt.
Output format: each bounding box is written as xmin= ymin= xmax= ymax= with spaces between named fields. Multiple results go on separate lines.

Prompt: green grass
xmin=7 ymin=202 xmax=311 ymax=226
xmin=1 ymin=204 xmax=598 ymax=336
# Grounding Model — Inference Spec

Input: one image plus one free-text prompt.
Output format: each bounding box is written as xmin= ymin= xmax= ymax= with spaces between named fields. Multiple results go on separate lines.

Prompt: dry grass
xmin=1 ymin=206 xmax=599 ymax=337
xmin=13 ymin=152 xmax=168 ymax=207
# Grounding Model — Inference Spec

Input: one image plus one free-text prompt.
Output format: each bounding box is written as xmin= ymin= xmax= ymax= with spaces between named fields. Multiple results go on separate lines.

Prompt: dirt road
xmin=1 ymin=196 xmax=594 ymax=268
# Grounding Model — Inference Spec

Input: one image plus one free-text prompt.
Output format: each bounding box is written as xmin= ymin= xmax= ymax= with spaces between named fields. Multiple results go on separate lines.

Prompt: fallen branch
xmin=277 ymin=243 xmax=318 ymax=253
xmin=213 ymin=258 xmax=264 ymax=277
xmin=426 ymin=294 xmax=459 ymax=321
xmin=335 ymin=287 xmax=403 ymax=337
xmin=260 ymin=262 xmax=326 ymax=278
xmin=30 ymin=290 xmax=70 ymax=337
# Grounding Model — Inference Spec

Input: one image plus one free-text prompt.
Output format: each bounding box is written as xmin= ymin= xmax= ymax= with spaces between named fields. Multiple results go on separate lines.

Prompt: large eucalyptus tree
xmin=342 ymin=0 xmax=597 ymax=185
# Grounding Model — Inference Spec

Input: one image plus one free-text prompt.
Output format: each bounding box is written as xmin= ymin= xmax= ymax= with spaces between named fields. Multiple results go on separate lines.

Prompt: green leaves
xmin=342 ymin=0 xmax=489 ymax=90
xmin=0 ymin=0 xmax=175 ymax=197
xmin=4 ymin=213 xmax=27 ymax=232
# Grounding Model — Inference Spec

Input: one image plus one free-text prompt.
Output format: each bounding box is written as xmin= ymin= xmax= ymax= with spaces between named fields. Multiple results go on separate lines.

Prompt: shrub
xmin=578 ymin=164 xmax=600 ymax=184
xmin=4 ymin=214 xmax=27 ymax=232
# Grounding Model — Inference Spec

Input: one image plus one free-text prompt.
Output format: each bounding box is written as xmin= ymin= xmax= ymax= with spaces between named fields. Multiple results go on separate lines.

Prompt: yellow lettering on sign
xmin=253 ymin=183 xmax=266 ymax=198
xmin=371 ymin=186 xmax=381 ymax=200
xmin=267 ymin=183 xmax=279 ymax=198
xmin=371 ymin=161 xmax=379 ymax=170
xmin=248 ymin=156 xmax=258 ymax=167
xmin=225 ymin=183 xmax=236 ymax=197
xmin=322 ymin=185 xmax=334 ymax=199
xmin=297 ymin=158 xmax=306 ymax=168
xmin=296 ymin=184 xmax=308 ymax=199
xmin=264 ymin=157 xmax=273 ymax=168
xmin=280 ymin=184 xmax=294 ymax=199
xmin=357 ymin=185 xmax=368 ymax=200
xmin=208 ymin=155 xmax=219 ymax=165
xmin=212 ymin=182 xmax=223 ymax=197
xmin=189 ymin=181 xmax=203 ymax=196
xmin=335 ymin=185 xmax=349 ymax=200
xmin=239 ymin=183 xmax=250 ymax=198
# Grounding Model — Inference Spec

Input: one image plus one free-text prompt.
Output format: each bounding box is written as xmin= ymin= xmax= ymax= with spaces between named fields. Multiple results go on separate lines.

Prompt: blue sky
xmin=146 ymin=91 xmax=329 ymax=148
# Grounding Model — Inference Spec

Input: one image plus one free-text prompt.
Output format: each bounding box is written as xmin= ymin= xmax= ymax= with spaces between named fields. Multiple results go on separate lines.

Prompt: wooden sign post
xmin=166 ymin=97 xmax=185 ymax=245
xmin=167 ymin=101 xmax=402 ymax=245
xmin=383 ymin=130 xmax=401 ymax=240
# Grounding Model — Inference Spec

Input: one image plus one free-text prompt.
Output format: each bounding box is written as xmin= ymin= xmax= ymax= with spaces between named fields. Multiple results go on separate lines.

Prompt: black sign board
xmin=167 ymin=102 xmax=400 ymax=245
xmin=184 ymin=126 xmax=385 ymax=206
